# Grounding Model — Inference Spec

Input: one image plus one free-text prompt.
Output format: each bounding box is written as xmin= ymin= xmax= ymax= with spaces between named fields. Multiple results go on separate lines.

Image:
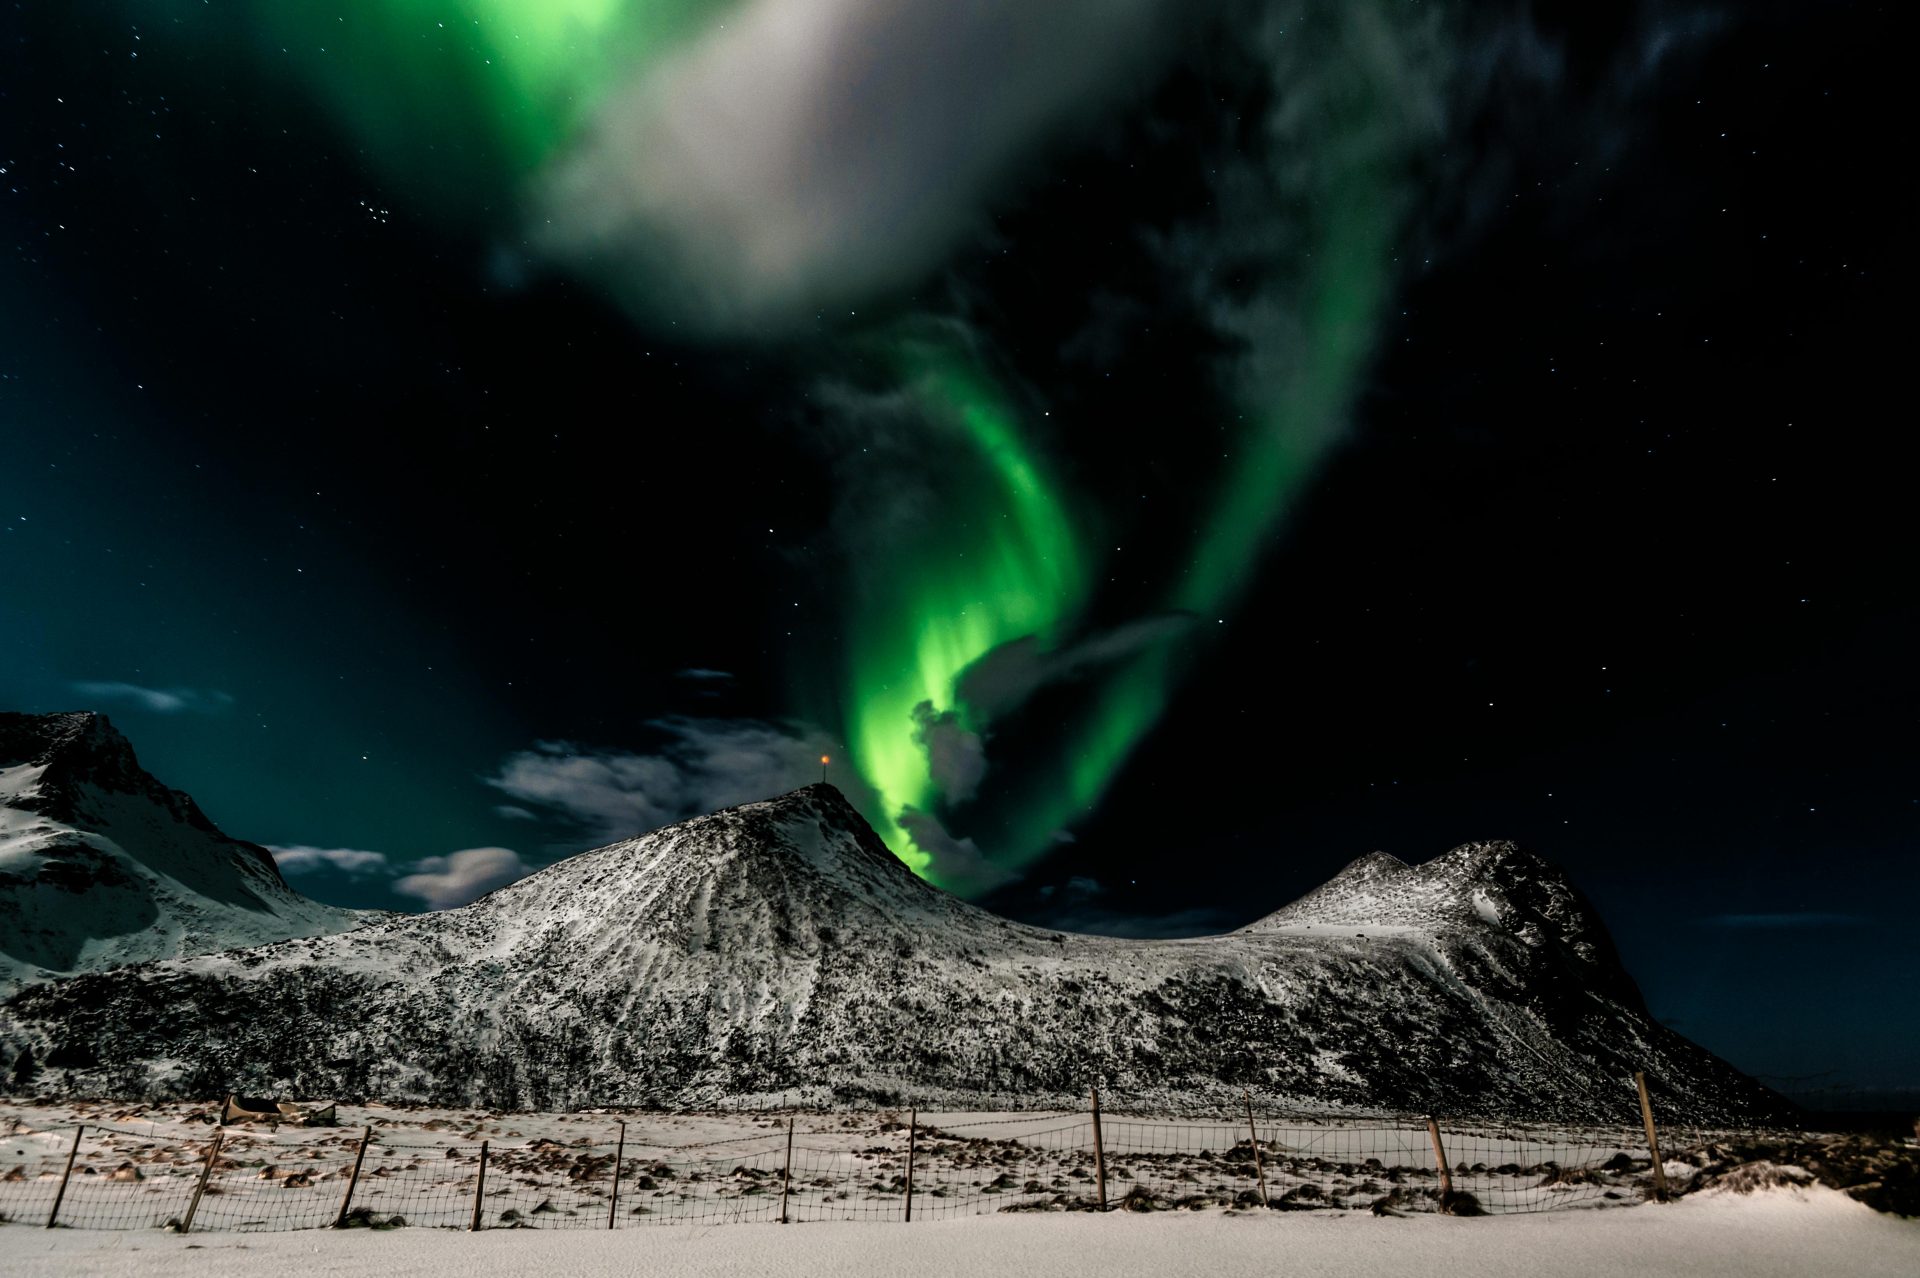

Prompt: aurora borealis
xmin=834 ymin=339 xmax=1089 ymax=876
xmin=256 ymin=0 xmax=732 ymax=188
xmin=2 ymin=0 xmax=1913 ymax=1101
xmin=211 ymin=0 xmax=1423 ymax=882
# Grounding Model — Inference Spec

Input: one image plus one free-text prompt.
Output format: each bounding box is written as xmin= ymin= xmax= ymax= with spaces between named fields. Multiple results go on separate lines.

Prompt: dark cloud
xmin=911 ymin=701 xmax=987 ymax=804
xmin=957 ymin=615 xmax=1196 ymax=722
xmin=806 ymin=320 xmax=1039 ymax=563
xmin=1058 ymin=290 xmax=1155 ymax=371
xmin=897 ymin=808 xmax=1016 ymax=897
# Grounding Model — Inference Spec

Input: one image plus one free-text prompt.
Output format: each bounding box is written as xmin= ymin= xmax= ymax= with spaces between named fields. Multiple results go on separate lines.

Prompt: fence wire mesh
xmin=0 ymin=1104 xmax=1762 ymax=1232
xmin=2 ymin=1123 xmax=210 ymax=1230
xmin=349 ymin=1143 xmax=488 ymax=1230
xmin=183 ymin=1127 xmax=365 ymax=1233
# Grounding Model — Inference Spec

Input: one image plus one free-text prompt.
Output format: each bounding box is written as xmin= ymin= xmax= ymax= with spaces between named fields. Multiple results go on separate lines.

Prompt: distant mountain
xmin=0 ymin=712 xmax=363 ymax=988
xmin=3 ymin=781 xmax=1788 ymax=1123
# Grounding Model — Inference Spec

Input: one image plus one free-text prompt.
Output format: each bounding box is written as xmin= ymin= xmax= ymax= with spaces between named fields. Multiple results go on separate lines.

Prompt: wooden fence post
xmin=333 ymin=1125 xmax=372 ymax=1228
xmin=608 ymin=1120 xmax=626 ymax=1230
xmin=469 ymin=1141 xmax=488 ymax=1232
xmin=1090 ymin=1087 xmax=1108 ymax=1211
xmin=1244 ymin=1091 xmax=1269 ymax=1208
xmin=779 ymin=1116 xmax=794 ymax=1224
xmin=1635 ymin=1071 xmax=1670 ymax=1202
xmin=1426 ymin=1118 xmax=1453 ymax=1198
xmin=180 ymin=1129 xmax=224 ymax=1235
xmin=903 ymin=1108 xmax=917 ymax=1223
xmin=45 ymin=1124 xmax=82 ymax=1229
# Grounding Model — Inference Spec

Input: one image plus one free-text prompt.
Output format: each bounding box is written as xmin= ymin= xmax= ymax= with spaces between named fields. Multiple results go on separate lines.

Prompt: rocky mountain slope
xmin=2 ymin=781 xmax=1787 ymax=1123
xmin=0 ymin=712 xmax=363 ymax=988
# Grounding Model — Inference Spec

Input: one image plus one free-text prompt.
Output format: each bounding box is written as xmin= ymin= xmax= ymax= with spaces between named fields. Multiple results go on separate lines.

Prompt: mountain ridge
xmin=0 ymin=711 xmax=364 ymax=985
xmin=2 ymin=778 xmax=1789 ymax=1123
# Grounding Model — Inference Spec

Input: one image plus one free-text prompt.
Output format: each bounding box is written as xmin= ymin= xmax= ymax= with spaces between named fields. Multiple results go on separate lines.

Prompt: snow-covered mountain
xmin=0 ymin=712 xmax=362 ymax=988
xmin=3 ymin=781 xmax=1786 ymax=1123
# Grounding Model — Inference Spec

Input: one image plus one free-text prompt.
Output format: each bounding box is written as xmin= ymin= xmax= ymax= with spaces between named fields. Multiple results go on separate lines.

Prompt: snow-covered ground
xmin=1 ymin=1186 xmax=1914 ymax=1278
xmin=0 ymin=1098 xmax=1812 ymax=1233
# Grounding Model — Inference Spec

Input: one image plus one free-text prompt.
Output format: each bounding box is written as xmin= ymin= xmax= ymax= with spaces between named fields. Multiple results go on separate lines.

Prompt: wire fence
xmin=0 ymin=1092 xmax=1791 ymax=1233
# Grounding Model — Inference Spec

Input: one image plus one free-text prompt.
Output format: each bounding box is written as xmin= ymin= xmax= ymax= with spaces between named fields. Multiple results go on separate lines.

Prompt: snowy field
xmin=2 ymin=1187 xmax=1916 ymax=1278
xmin=0 ymin=1099 xmax=1722 ymax=1228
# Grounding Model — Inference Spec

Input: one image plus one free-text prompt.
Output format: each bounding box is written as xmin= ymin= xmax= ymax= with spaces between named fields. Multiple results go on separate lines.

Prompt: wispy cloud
xmin=487 ymin=718 xmax=860 ymax=846
xmin=955 ymin=614 xmax=1195 ymax=722
xmin=896 ymin=808 xmax=1015 ymax=896
xmin=1703 ymin=912 xmax=1869 ymax=929
xmin=268 ymin=845 xmax=392 ymax=878
xmin=392 ymin=847 xmax=532 ymax=911
xmin=270 ymin=839 xmax=535 ymax=911
xmin=70 ymin=681 xmax=233 ymax=715
xmin=676 ymin=668 xmax=735 ymax=701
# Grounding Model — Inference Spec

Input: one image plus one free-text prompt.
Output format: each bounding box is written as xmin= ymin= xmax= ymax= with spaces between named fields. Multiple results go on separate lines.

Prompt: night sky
xmin=1 ymin=2 xmax=1911 ymax=1104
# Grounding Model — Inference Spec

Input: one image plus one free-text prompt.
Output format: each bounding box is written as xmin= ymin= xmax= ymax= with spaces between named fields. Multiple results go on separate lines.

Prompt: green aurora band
xmin=853 ymin=10 xmax=1420 ymax=885
xmin=838 ymin=343 xmax=1092 ymax=875
xmin=864 ymin=183 xmax=1398 ymax=882
xmin=244 ymin=0 xmax=737 ymax=193
xmin=980 ymin=171 xmax=1399 ymax=872
xmin=177 ymin=0 xmax=1429 ymax=890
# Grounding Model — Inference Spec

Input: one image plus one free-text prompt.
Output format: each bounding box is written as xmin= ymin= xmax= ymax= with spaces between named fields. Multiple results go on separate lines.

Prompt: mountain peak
xmin=7 ymin=802 xmax=1783 ymax=1119
xmin=1 ymin=710 xmax=361 ymax=984
xmin=0 ymin=710 xmax=220 ymax=837
xmin=1235 ymin=837 xmax=1638 ymax=1008
xmin=3 ymin=733 xmax=1783 ymax=1119
xmin=466 ymin=776 xmax=967 ymax=942
xmin=1241 ymin=839 xmax=1563 ymax=932
xmin=746 ymin=781 xmax=867 ymax=832
xmin=0 ymin=710 xmax=127 ymax=769
xmin=1328 ymin=849 xmax=1413 ymax=883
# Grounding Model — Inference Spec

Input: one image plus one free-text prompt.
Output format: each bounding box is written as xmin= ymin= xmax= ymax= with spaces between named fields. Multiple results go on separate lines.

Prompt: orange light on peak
xmin=820 ymin=755 xmax=831 ymax=766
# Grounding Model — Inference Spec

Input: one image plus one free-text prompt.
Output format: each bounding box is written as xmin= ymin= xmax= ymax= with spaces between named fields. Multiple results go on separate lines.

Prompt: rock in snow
xmin=0 ymin=712 xmax=363 ymax=989
xmin=0 ymin=727 xmax=1787 ymax=1123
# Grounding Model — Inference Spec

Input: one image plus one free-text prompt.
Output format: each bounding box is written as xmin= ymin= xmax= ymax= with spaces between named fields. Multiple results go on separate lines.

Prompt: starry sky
xmin=1 ymin=2 xmax=1911 ymax=1106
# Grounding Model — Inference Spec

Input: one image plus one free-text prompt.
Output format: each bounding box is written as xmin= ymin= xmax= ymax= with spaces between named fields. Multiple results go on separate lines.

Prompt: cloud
xmin=891 ymin=617 xmax=1195 ymax=811
xmin=910 ymin=702 xmax=987 ymax=804
xmin=1040 ymin=876 xmax=1105 ymax=901
xmin=392 ymin=847 xmax=531 ymax=911
xmin=534 ymin=0 xmax=1174 ymax=331
xmin=1704 ymin=913 xmax=1869 ymax=930
xmin=267 ymin=845 xmax=392 ymax=878
xmin=71 ymin=681 xmax=233 ymax=715
xmin=956 ymin=615 xmax=1196 ymax=722
xmin=487 ymin=718 xmax=861 ymax=846
xmin=896 ymin=808 xmax=1016 ymax=897
xmin=676 ymin=668 xmax=735 ymax=700
xmin=270 ymin=839 xmax=540 ymax=910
